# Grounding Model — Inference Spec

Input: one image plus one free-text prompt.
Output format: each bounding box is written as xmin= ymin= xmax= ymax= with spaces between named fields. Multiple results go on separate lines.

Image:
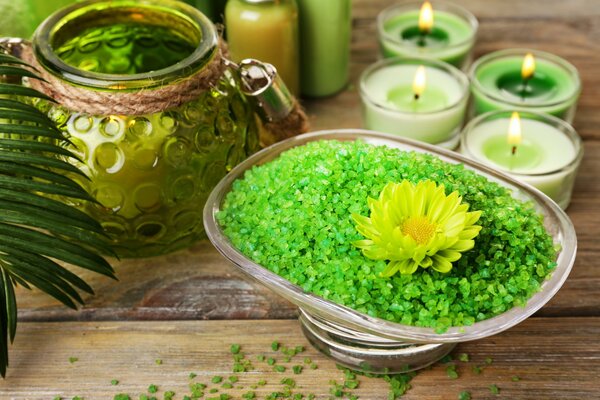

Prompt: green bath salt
xmin=218 ymin=140 xmax=557 ymax=332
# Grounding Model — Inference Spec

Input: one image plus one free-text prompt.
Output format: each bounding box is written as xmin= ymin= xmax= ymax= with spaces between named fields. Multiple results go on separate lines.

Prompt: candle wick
xmin=508 ymin=145 xmax=518 ymax=171
xmin=521 ymin=76 xmax=532 ymax=101
xmin=417 ymin=31 xmax=428 ymax=47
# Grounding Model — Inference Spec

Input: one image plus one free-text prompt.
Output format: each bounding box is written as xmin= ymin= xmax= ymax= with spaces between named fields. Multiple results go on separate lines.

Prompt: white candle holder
xmin=460 ymin=111 xmax=583 ymax=209
xmin=359 ymin=57 xmax=469 ymax=149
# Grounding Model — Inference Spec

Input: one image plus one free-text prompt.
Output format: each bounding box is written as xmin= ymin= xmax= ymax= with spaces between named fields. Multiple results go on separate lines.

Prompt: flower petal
xmin=465 ymin=210 xmax=482 ymax=225
xmin=412 ymin=182 xmax=427 ymax=216
xmin=420 ymin=256 xmax=433 ymax=268
xmin=429 ymin=188 xmax=460 ymax=224
xmin=432 ymin=255 xmax=453 ymax=273
xmin=399 ymin=259 xmax=419 ymax=275
xmin=449 ymin=239 xmax=475 ymax=253
xmin=436 ymin=249 xmax=462 ymax=262
xmin=353 ymin=239 xmax=374 ymax=248
xmin=444 ymin=212 xmax=468 ymax=237
xmin=355 ymin=224 xmax=380 ymax=241
xmin=459 ymin=225 xmax=482 ymax=240
xmin=381 ymin=260 xmax=401 ymax=277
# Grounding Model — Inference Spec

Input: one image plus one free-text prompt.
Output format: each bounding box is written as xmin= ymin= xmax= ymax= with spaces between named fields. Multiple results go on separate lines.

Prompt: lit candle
xmin=377 ymin=0 xmax=478 ymax=70
xmin=507 ymin=111 xmax=522 ymax=156
xmin=360 ymin=57 xmax=469 ymax=148
xmin=460 ymin=111 xmax=583 ymax=209
xmin=412 ymin=65 xmax=426 ymax=99
xmin=419 ymin=1 xmax=433 ymax=35
xmin=225 ymin=0 xmax=300 ymax=95
xmin=469 ymin=49 xmax=581 ymax=123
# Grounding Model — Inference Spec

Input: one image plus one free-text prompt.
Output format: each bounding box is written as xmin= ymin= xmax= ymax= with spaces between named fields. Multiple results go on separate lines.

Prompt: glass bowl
xmin=203 ymin=129 xmax=577 ymax=373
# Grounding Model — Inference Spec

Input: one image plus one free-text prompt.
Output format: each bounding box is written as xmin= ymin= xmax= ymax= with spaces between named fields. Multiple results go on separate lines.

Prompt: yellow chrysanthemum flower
xmin=352 ymin=180 xmax=482 ymax=276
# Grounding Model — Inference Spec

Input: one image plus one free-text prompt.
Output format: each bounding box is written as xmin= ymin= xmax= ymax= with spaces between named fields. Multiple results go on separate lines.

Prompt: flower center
xmin=401 ymin=216 xmax=436 ymax=245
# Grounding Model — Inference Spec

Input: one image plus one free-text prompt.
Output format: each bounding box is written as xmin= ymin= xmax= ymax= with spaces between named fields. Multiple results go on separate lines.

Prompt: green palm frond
xmin=0 ymin=51 xmax=115 ymax=377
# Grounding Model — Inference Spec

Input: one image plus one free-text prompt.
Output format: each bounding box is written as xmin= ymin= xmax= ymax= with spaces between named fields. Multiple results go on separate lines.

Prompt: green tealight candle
xmin=377 ymin=0 xmax=478 ymax=70
xmin=470 ymin=49 xmax=581 ymax=123
xmin=360 ymin=58 xmax=469 ymax=148
xmin=460 ymin=111 xmax=583 ymax=209
xmin=482 ymin=136 xmax=542 ymax=171
xmin=387 ymin=85 xmax=449 ymax=112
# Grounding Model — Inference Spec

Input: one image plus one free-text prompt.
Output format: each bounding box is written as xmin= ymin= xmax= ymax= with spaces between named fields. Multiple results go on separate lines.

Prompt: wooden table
xmin=2 ymin=0 xmax=600 ymax=398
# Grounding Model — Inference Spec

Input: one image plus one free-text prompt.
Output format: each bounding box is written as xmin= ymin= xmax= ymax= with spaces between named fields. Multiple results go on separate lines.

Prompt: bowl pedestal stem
xmin=299 ymin=309 xmax=456 ymax=374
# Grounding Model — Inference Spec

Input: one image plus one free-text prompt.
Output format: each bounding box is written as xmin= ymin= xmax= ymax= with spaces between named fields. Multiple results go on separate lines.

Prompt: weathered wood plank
xmin=16 ymin=241 xmax=298 ymax=322
xmin=1 ymin=318 xmax=599 ymax=399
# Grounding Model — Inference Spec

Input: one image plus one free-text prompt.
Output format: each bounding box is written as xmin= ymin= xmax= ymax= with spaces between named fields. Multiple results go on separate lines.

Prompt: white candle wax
xmin=360 ymin=59 xmax=468 ymax=149
xmin=461 ymin=116 xmax=582 ymax=209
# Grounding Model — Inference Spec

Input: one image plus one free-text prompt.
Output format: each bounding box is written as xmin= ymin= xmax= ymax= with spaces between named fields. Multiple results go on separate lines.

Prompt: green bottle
xmin=298 ymin=0 xmax=352 ymax=97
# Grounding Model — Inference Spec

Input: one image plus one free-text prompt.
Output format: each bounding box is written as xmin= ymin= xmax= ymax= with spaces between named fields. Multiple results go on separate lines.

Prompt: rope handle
xmin=0 ymin=37 xmax=309 ymax=143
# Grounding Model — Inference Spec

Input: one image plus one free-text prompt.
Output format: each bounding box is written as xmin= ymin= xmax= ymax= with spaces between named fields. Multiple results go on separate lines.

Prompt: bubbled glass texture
xmin=37 ymin=23 xmax=260 ymax=257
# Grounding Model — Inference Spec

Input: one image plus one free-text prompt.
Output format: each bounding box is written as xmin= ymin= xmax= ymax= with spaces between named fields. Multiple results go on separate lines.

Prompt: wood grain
xmin=16 ymin=241 xmax=298 ymax=322
xmin=1 ymin=318 xmax=599 ymax=399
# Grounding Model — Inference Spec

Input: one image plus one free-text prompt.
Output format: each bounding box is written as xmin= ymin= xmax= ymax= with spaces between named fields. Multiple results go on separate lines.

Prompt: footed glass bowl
xmin=203 ymin=130 xmax=577 ymax=373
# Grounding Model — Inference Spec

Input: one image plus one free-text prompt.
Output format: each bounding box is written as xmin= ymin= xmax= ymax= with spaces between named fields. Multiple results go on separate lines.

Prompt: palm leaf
xmin=0 ymin=108 xmax=57 ymax=126
xmin=0 ymin=174 xmax=93 ymax=200
xmin=0 ymin=151 xmax=87 ymax=176
xmin=0 ymin=84 xmax=54 ymax=101
xmin=0 ymin=124 xmax=69 ymax=142
xmin=0 ymin=51 xmax=115 ymax=377
xmin=0 ymin=66 xmax=42 ymax=81
xmin=0 ymin=161 xmax=88 ymax=189
xmin=0 ymin=138 xmax=80 ymax=159
xmin=0 ymin=246 xmax=94 ymax=294
xmin=0 ymin=199 xmax=101 ymax=234
xmin=0 ymin=190 xmax=100 ymax=228
xmin=0 ymin=271 xmax=16 ymax=341
xmin=0 ymin=98 xmax=52 ymax=115
xmin=0 ymin=53 xmax=36 ymax=68
xmin=0 ymin=275 xmax=9 ymax=372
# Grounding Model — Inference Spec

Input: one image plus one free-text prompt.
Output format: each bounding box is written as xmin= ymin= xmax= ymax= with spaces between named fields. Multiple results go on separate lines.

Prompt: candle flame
xmin=413 ymin=66 xmax=427 ymax=99
xmin=508 ymin=112 xmax=522 ymax=147
xmin=419 ymin=1 xmax=434 ymax=34
xmin=521 ymin=53 xmax=536 ymax=80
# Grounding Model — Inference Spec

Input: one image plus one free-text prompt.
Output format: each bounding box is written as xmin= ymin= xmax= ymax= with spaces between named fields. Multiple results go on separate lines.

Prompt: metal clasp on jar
xmin=226 ymin=58 xmax=295 ymax=123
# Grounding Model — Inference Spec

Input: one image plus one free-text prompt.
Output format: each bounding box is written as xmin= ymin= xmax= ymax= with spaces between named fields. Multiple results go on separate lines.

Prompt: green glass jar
xmin=29 ymin=0 xmax=260 ymax=257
